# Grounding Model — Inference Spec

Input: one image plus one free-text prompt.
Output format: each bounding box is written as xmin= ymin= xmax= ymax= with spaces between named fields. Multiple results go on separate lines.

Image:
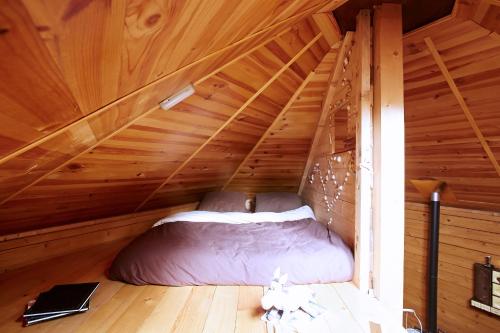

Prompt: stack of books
xmin=23 ymin=282 xmax=99 ymax=326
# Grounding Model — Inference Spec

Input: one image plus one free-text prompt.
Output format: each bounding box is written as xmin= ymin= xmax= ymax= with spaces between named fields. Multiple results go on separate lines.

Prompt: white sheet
xmin=153 ymin=205 xmax=316 ymax=227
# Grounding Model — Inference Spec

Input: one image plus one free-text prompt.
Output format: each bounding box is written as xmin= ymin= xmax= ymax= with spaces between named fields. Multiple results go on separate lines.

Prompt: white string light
xmin=307 ymin=151 xmax=355 ymax=227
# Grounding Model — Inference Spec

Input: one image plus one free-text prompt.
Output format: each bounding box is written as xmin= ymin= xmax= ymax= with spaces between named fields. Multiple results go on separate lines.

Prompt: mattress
xmin=109 ymin=208 xmax=354 ymax=286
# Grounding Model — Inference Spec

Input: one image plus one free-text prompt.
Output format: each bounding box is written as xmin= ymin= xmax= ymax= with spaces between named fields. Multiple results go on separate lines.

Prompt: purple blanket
xmin=109 ymin=219 xmax=354 ymax=286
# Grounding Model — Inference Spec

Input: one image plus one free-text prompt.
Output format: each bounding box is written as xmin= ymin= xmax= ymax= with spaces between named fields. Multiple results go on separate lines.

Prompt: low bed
xmin=109 ymin=192 xmax=354 ymax=286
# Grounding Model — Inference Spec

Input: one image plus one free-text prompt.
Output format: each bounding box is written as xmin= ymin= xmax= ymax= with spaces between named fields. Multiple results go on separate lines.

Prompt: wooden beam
xmin=0 ymin=1 xmax=329 ymax=167
xmin=0 ymin=16 xmax=325 ymax=206
xmin=298 ymin=32 xmax=354 ymax=195
xmin=222 ymin=72 xmax=315 ymax=190
xmin=353 ymin=9 xmax=373 ymax=295
xmin=193 ymin=27 xmax=291 ymax=85
xmin=312 ymin=13 xmax=342 ymax=47
xmin=372 ymin=3 xmax=405 ymax=322
xmin=424 ymin=37 xmax=500 ymax=177
xmin=134 ymin=33 xmax=323 ymax=212
xmin=473 ymin=1 xmax=492 ymax=23
xmin=0 ymin=105 xmax=162 ymax=206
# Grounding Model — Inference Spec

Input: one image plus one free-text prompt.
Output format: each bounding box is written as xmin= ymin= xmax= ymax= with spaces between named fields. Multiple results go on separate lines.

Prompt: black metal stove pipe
xmin=428 ymin=191 xmax=440 ymax=333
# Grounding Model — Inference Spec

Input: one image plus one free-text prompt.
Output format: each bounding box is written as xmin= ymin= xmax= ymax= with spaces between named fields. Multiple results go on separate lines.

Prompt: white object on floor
xmin=261 ymin=268 xmax=326 ymax=333
xmin=153 ymin=205 xmax=316 ymax=227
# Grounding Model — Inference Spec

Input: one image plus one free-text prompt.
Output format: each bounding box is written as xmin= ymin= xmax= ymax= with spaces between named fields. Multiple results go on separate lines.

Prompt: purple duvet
xmin=109 ymin=219 xmax=354 ymax=286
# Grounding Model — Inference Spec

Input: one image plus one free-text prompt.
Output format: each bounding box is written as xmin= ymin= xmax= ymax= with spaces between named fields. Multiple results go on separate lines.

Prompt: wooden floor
xmin=0 ymin=239 xmax=404 ymax=333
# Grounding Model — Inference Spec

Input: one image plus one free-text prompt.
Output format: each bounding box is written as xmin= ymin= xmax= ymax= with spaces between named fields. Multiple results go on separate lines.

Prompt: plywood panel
xmin=403 ymin=202 xmax=500 ymax=333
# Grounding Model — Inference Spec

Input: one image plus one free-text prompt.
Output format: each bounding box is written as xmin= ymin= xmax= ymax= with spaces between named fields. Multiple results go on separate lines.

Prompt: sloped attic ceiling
xmin=0 ymin=0 xmax=344 ymax=234
xmin=404 ymin=0 xmax=500 ymax=210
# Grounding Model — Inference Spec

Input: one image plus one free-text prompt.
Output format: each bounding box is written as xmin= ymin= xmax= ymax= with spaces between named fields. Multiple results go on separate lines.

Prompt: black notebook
xmin=24 ymin=301 xmax=89 ymax=326
xmin=24 ymin=282 xmax=99 ymax=317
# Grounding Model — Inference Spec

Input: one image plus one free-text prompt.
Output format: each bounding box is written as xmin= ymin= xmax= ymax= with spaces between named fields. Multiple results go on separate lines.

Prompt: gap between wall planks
xmin=134 ymin=33 xmax=324 ymax=212
xmin=0 ymin=0 xmax=337 ymax=168
xmin=298 ymin=32 xmax=354 ymax=195
xmin=221 ymin=72 xmax=316 ymax=190
xmin=424 ymin=37 xmax=500 ymax=177
xmin=0 ymin=202 xmax=198 ymax=273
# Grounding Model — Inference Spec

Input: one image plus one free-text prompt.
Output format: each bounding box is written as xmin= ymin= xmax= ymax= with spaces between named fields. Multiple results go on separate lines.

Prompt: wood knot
xmin=67 ymin=163 xmax=83 ymax=170
xmin=146 ymin=14 xmax=161 ymax=27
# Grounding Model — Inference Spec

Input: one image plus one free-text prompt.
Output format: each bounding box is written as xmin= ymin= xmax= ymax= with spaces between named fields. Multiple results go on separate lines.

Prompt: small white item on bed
xmin=153 ymin=205 xmax=316 ymax=227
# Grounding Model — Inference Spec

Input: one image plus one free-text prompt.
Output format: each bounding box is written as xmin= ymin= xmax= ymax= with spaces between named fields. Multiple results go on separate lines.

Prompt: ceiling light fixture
xmin=159 ymin=84 xmax=195 ymax=110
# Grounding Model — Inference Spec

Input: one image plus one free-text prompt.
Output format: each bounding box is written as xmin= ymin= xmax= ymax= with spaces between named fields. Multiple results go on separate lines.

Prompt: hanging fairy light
xmin=307 ymin=151 xmax=355 ymax=227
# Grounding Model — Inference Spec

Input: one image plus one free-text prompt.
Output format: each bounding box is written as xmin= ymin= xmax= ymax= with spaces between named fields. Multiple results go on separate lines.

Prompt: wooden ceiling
xmin=0 ymin=0 xmax=344 ymax=234
xmin=1 ymin=0 xmax=499 ymax=235
xmin=404 ymin=0 xmax=500 ymax=210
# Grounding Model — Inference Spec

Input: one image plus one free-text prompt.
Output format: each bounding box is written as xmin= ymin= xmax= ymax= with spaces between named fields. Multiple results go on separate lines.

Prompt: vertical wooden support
xmin=372 ymin=3 xmax=405 ymax=321
xmin=353 ymin=9 xmax=373 ymax=295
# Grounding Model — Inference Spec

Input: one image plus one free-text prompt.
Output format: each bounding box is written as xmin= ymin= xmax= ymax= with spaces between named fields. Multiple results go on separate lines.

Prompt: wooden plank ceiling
xmin=0 ymin=0 xmax=344 ymax=234
xmin=404 ymin=0 xmax=500 ymax=210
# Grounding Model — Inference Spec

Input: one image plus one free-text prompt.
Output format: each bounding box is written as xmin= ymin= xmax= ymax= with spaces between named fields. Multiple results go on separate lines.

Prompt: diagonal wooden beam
xmin=0 ymin=19 xmax=320 ymax=207
xmin=425 ymin=37 xmax=500 ymax=177
xmin=298 ymin=32 xmax=354 ymax=194
xmin=312 ymin=13 xmax=342 ymax=47
xmin=134 ymin=33 xmax=324 ymax=212
xmin=222 ymin=72 xmax=315 ymax=190
xmin=0 ymin=0 xmax=333 ymax=167
xmin=0 ymin=105 xmax=160 ymax=206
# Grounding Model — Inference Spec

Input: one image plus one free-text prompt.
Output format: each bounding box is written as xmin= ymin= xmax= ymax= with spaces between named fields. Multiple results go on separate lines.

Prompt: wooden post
xmin=372 ymin=3 xmax=405 ymax=322
xmin=353 ymin=9 xmax=373 ymax=295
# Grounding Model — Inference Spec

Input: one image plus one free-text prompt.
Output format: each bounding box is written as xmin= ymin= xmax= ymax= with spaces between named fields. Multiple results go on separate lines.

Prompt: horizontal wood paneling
xmin=0 ymin=202 xmax=197 ymax=273
xmin=141 ymin=27 xmax=332 ymax=210
xmin=403 ymin=10 xmax=500 ymax=210
xmin=403 ymin=202 xmax=500 ymax=333
xmin=0 ymin=17 xmax=335 ymax=234
xmin=225 ymin=50 xmax=338 ymax=195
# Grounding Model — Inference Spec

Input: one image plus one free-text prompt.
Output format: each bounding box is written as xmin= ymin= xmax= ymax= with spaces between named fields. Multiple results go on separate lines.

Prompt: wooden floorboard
xmin=0 ymin=239 xmax=404 ymax=333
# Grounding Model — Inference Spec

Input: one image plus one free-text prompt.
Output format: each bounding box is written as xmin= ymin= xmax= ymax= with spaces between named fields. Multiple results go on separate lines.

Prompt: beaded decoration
xmin=307 ymin=151 xmax=355 ymax=227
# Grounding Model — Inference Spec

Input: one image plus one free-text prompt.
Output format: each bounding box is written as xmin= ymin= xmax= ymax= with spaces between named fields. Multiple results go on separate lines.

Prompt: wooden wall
xmin=0 ymin=1 xmax=345 ymax=235
xmin=224 ymin=48 xmax=338 ymax=195
xmin=402 ymin=3 xmax=500 ymax=332
xmin=302 ymin=150 xmax=356 ymax=248
xmin=301 ymin=32 xmax=358 ymax=249
xmin=404 ymin=202 xmax=500 ymax=333
xmin=404 ymin=0 xmax=500 ymax=210
xmin=0 ymin=202 xmax=197 ymax=273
